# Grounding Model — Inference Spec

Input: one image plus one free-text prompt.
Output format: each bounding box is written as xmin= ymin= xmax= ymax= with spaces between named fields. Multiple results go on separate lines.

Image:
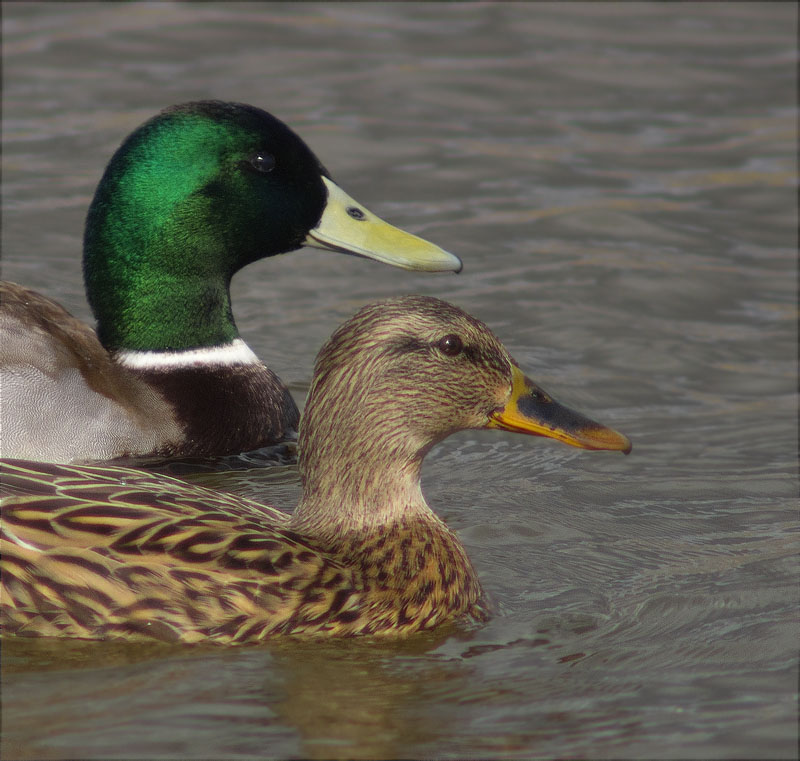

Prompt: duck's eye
xmin=347 ymin=206 xmax=366 ymax=220
xmin=249 ymin=153 xmax=276 ymax=173
xmin=436 ymin=334 xmax=463 ymax=357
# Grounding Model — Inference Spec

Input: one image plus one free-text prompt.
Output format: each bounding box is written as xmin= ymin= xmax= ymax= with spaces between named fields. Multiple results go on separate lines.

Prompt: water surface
xmin=1 ymin=3 xmax=797 ymax=759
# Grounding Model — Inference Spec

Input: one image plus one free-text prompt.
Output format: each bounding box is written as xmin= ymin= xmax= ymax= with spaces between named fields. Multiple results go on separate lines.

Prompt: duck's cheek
xmin=470 ymin=398 xmax=510 ymax=431
xmin=489 ymin=382 xmax=514 ymax=420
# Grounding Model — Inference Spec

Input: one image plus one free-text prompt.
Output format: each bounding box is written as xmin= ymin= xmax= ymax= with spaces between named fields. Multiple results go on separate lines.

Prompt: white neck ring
xmin=116 ymin=339 xmax=260 ymax=370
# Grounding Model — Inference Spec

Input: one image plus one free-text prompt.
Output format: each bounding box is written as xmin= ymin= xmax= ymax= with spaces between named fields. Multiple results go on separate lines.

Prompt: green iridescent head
xmin=84 ymin=101 xmax=331 ymax=351
xmin=84 ymin=101 xmax=460 ymax=353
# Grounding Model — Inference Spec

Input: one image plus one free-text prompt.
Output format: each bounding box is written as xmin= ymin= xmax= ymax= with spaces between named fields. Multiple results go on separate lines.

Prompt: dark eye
xmin=347 ymin=206 xmax=366 ymax=220
xmin=249 ymin=153 xmax=275 ymax=173
xmin=436 ymin=334 xmax=463 ymax=357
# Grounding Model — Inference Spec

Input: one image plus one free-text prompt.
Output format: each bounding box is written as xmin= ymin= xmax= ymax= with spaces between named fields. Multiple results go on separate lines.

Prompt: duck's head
xmin=296 ymin=296 xmax=631 ymax=530
xmin=84 ymin=101 xmax=460 ymax=351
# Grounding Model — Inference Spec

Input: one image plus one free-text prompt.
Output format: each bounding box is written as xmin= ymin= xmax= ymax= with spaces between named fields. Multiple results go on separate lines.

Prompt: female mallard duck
xmin=0 ymin=101 xmax=460 ymax=464
xmin=0 ymin=296 xmax=631 ymax=643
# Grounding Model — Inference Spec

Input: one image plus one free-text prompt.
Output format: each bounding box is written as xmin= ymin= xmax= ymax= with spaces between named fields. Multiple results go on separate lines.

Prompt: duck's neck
xmin=290 ymin=395 xmax=489 ymax=627
xmin=291 ymin=357 xmax=450 ymax=535
xmin=85 ymin=238 xmax=240 ymax=353
xmin=292 ymin=451 xmax=431 ymax=539
xmin=292 ymin=463 xmax=488 ymax=629
xmin=87 ymin=264 xmax=241 ymax=352
xmin=82 ymin=118 xmax=247 ymax=353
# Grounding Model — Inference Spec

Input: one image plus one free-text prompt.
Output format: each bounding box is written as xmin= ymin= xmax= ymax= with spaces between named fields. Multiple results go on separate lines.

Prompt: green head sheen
xmin=84 ymin=101 xmax=329 ymax=352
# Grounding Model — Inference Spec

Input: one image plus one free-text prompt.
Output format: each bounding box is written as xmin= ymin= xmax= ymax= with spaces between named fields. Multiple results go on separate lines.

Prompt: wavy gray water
xmin=2 ymin=3 xmax=797 ymax=759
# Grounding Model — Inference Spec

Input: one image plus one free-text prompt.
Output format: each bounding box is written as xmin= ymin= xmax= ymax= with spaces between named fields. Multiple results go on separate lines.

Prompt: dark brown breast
xmin=135 ymin=363 xmax=299 ymax=457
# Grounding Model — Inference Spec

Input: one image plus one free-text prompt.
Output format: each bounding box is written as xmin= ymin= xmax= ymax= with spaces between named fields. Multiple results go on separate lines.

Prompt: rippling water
xmin=2 ymin=3 xmax=797 ymax=759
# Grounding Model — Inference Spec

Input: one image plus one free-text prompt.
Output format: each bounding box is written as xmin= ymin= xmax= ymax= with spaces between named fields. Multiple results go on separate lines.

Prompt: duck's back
xmin=0 ymin=281 xmax=300 ymax=462
xmin=0 ymin=282 xmax=183 ymax=462
xmin=0 ymin=459 xmax=314 ymax=643
xmin=1 ymin=459 xmax=488 ymax=643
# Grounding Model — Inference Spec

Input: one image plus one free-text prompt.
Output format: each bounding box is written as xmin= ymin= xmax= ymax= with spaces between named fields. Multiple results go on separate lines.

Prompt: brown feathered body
xmin=1 ymin=296 xmax=630 ymax=643
xmin=1 ymin=460 xmax=486 ymax=643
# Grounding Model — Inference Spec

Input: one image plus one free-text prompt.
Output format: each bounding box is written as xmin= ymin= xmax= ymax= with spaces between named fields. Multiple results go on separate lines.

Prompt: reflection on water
xmin=2 ymin=2 xmax=797 ymax=759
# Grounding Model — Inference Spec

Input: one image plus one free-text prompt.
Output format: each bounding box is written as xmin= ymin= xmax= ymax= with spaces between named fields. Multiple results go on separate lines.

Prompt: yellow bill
xmin=487 ymin=365 xmax=632 ymax=454
xmin=304 ymin=177 xmax=462 ymax=273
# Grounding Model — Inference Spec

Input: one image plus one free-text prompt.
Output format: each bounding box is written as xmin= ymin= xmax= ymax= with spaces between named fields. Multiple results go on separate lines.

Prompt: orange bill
xmin=487 ymin=365 xmax=632 ymax=454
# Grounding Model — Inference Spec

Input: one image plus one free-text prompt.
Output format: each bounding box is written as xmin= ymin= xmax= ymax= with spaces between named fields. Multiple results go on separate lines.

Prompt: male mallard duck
xmin=0 ymin=101 xmax=460 ymax=464
xmin=0 ymin=296 xmax=631 ymax=643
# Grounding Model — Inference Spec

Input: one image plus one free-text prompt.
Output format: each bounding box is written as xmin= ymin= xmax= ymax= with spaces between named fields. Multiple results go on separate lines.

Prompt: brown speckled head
xmin=295 ymin=294 xmax=630 ymax=536
xmin=295 ymin=296 xmax=516 ymax=527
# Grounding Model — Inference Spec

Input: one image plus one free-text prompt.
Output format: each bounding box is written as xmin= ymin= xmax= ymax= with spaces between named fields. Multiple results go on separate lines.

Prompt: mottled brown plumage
xmin=1 ymin=296 xmax=631 ymax=643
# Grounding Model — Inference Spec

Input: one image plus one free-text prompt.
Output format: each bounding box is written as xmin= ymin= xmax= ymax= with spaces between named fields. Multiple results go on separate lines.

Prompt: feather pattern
xmin=1 ymin=460 xmax=486 ymax=643
xmin=1 ymin=296 xmax=630 ymax=643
